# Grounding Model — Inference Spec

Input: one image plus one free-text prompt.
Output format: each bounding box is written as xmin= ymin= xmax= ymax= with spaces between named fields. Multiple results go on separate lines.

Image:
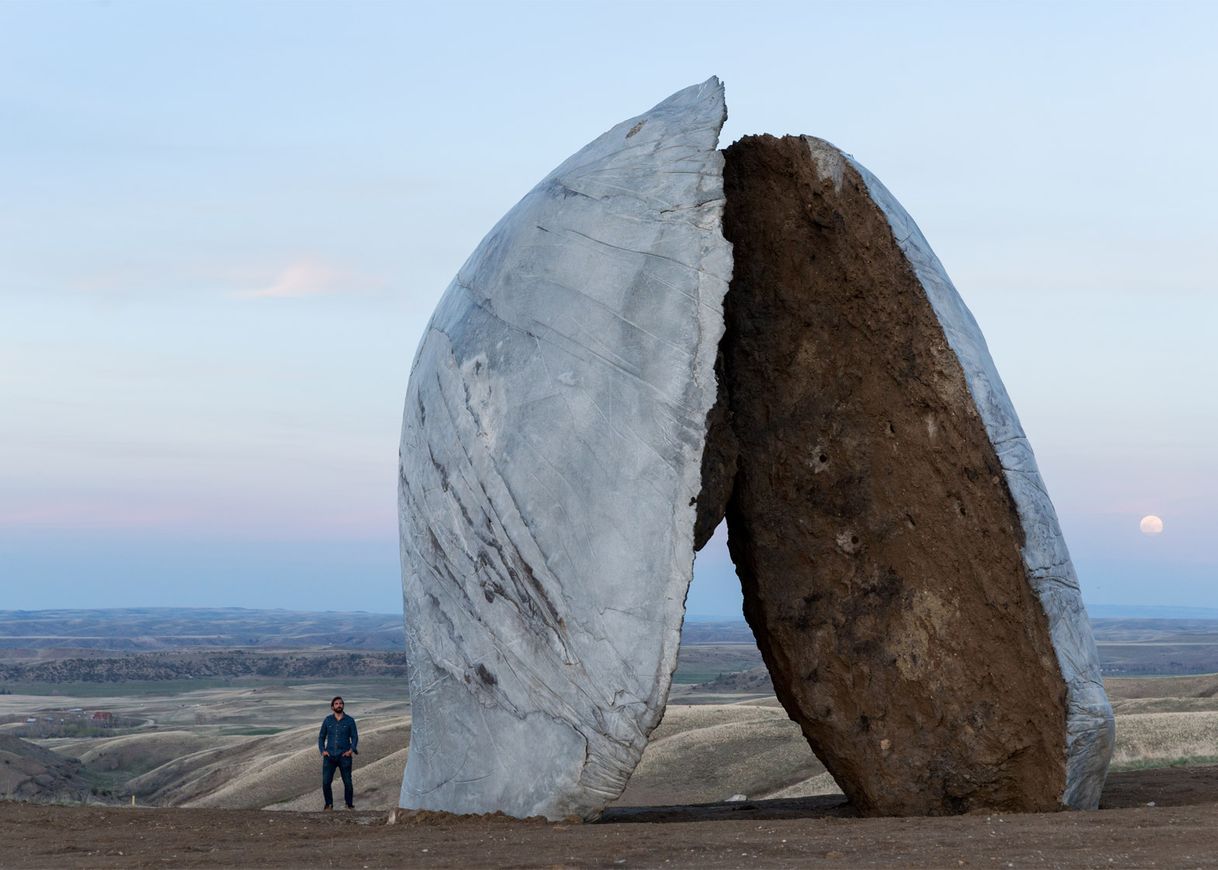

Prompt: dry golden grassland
xmin=3 ymin=670 xmax=1218 ymax=811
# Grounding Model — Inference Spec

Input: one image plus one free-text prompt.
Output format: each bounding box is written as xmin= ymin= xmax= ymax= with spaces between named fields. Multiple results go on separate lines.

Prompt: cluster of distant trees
xmin=0 ymin=650 xmax=410 ymax=684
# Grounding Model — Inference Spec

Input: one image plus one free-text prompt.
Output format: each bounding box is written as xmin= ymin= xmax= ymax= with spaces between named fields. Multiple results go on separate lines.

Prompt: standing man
xmin=318 ymin=695 xmax=359 ymax=810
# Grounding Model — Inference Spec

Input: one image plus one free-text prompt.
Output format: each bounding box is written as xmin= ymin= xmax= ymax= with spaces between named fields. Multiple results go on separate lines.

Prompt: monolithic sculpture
xmin=397 ymin=78 xmax=1114 ymax=820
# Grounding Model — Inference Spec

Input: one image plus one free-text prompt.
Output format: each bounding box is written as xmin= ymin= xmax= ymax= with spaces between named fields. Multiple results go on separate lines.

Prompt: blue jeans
xmin=322 ymin=754 xmax=353 ymax=808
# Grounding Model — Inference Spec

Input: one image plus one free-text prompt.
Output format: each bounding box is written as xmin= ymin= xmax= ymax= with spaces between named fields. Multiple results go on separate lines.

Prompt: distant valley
xmin=0 ymin=650 xmax=409 ymax=688
xmin=0 ymin=607 xmax=405 ymax=654
xmin=4 ymin=609 xmax=1218 ymax=686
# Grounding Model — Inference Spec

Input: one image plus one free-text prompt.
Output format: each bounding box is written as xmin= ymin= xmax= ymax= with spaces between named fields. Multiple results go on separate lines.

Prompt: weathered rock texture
xmin=397 ymin=79 xmax=731 ymax=820
xmin=399 ymin=82 xmax=1113 ymax=821
xmin=844 ymin=139 xmax=1115 ymax=810
xmin=707 ymin=134 xmax=1113 ymax=815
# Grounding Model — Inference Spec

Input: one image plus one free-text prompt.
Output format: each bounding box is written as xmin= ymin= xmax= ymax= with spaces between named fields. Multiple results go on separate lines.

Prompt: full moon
xmin=1140 ymin=515 xmax=1164 ymax=535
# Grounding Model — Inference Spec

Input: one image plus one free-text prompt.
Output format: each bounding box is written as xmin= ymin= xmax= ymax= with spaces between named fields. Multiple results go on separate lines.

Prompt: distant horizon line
xmin=5 ymin=603 xmax=1218 ymax=621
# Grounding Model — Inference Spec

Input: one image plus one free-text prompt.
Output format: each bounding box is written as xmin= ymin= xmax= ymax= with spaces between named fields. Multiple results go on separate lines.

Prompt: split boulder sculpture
xmin=397 ymin=78 xmax=1114 ymax=820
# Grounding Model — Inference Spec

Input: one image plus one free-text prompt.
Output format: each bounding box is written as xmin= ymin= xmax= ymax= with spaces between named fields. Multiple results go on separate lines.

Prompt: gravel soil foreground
xmin=4 ymin=767 xmax=1218 ymax=868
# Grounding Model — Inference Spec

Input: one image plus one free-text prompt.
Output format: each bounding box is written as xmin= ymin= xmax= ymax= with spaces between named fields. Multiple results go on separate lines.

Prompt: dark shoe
xmin=346 ymin=805 xmax=355 ymax=810
xmin=323 ymin=805 xmax=333 ymax=811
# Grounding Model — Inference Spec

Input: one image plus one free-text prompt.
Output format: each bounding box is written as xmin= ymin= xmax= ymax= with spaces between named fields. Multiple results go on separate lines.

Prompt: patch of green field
xmin=672 ymin=645 xmax=764 ymax=685
xmin=2 ymin=678 xmax=243 ymax=697
xmin=1110 ymin=754 xmax=1218 ymax=772
xmin=1 ymin=676 xmax=408 ymax=698
xmin=12 ymin=723 xmax=119 ymax=739
xmin=672 ymin=664 xmax=764 ymax=685
xmin=78 ymin=768 xmax=132 ymax=798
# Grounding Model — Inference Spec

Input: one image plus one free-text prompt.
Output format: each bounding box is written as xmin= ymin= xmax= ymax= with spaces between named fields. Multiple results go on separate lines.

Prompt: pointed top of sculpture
xmin=652 ymin=75 xmax=725 ymax=117
xmin=540 ymin=76 xmax=727 ymax=190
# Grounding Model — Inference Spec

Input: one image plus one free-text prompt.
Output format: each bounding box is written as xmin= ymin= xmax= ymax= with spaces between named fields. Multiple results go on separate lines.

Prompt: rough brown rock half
xmin=713 ymin=134 xmax=1069 ymax=816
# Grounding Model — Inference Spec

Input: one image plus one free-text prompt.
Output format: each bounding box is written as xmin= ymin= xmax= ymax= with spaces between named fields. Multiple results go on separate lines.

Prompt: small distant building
xmin=25 ymin=717 xmax=36 ymax=723
xmin=91 ymin=711 xmax=113 ymax=722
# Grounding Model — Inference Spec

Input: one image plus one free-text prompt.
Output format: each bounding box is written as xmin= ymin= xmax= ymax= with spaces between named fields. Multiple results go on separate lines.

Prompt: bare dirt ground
xmin=4 ymin=766 xmax=1218 ymax=868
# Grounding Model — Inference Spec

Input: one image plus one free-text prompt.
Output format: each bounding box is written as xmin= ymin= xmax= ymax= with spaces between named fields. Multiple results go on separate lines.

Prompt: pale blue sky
xmin=1 ymin=1 xmax=1214 ymax=615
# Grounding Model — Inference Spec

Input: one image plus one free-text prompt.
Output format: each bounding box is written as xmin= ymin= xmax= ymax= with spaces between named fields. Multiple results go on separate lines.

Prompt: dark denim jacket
xmin=318 ymin=713 xmax=359 ymax=756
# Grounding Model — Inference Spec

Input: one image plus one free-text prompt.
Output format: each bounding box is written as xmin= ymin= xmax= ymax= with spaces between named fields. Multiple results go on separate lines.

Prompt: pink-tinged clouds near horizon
xmin=0 ymin=495 xmax=393 ymax=541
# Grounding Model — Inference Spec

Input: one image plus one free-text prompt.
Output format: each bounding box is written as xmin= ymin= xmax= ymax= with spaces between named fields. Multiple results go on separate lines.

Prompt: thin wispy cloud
xmin=58 ymin=257 xmax=386 ymax=301
xmin=241 ymin=258 xmax=375 ymax=299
